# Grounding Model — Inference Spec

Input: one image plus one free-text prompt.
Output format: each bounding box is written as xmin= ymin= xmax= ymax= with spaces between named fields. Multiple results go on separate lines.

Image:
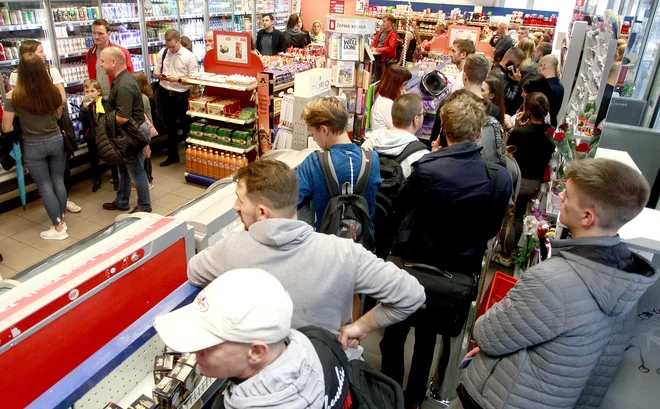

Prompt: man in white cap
xmin=155 ymin=268 xmax=326 ymax=409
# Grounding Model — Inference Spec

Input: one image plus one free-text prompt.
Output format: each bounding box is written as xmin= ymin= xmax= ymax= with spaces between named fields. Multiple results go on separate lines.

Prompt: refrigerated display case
xmin=619 ymin=0 xmax=658 ymax=100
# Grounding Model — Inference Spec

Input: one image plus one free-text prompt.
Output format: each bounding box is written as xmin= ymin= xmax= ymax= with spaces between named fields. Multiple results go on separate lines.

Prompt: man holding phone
xmin=490 ymin=47 xmax=525 ymax=115
xmin=489 ymin=22 xmax=513 ymax=63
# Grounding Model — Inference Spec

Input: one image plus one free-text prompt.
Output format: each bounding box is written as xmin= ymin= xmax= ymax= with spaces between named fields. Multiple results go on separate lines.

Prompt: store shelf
xmin=0 ymin=59 xmax=20 ymax=68
xmin=180 ymin=14 xmax=204 ymax=19
xmin=187 ymin=111 xmax=256 ymax=125
xmin=186 ymin=137 xmax=257 ymax=154
xmin=272 ymin=109 xmax=281 ymax=117
xmin=145 ymin=15 xmax=177 ymax=22
xmin=273 ymin=81 xmax=294 ymax=92
xmin=148 ymin=39 xmax=165 ymax=46
xmin=123 ymin=44 xmax=143 ymax=50
xmin=108 ymin=17 xmax=140 ymax=24
xmin=186 ymin=78 xmax=257 ymax=91
xmin=59 ymin=50 xmax=88 ymax=58
xmin=0 ymin=23 xmax=45 ymax=32
xmin=54 ymin=20 xmax=94 ymax=27
xmin=188 ymin=35 xmax=204 ymax=41
xmin=210 ymin=12 xmax=233 ymax=17
xmin=64 ymin=79 xmax=87 ymax=88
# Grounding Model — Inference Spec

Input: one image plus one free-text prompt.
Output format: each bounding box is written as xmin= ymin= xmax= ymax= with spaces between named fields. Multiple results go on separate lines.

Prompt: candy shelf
xmin=186 ymin=111 xmax=256 ymax=125
xmin=186 ymin=78 xmax=257 ymax=91
xmin=273 ymin=80 xmax=294 ymax=92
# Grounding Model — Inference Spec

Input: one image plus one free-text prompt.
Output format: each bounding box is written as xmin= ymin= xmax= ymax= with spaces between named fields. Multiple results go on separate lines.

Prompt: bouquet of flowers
xmin=514 ymin=200 xmax=553 ymax=273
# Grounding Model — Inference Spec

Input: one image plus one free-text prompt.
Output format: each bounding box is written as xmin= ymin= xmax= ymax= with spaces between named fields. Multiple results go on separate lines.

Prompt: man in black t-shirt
xmin=538 ymin=55 xmax=564 ymax=126
xmin=100 ymin=47 xmax=152 ymax=213
xmin=256 ymin=14 xmax=283 ymax=56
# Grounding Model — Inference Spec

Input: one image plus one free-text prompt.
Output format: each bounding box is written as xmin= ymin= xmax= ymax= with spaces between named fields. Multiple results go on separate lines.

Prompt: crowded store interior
xmin=1 ymin=0 xmax=660 ymax=408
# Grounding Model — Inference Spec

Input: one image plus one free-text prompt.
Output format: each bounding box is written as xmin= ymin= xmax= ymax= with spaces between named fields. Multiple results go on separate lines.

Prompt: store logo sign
xmin=329 ymin=19 xmax=336 ymax=30
xmin=311 ymin=76 xmax=331 ymax=96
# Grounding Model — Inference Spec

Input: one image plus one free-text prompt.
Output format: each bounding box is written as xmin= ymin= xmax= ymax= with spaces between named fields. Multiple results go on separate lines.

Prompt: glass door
xmin=145 ymin=0 xmax=177 ymax=78
xmin=619 ymin=0 xmax=659 ymax=98
xmin=101 ymin=0 xmax=143 ymax=73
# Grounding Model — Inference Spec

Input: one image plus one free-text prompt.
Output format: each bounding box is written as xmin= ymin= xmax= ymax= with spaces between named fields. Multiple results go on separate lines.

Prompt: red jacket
xmin=371 ymin=29 xmax=398 ymax=62
xmin=85 ymin=42 xmax=134 ymax=86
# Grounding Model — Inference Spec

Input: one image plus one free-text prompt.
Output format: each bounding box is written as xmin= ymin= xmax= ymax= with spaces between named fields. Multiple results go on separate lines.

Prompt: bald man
xmin=490 ymin=22 xmax=513 ymax=62
xmin=100 ymin=46 xmax=152 ymax=213
xmin=538 ymin=55 xmax=564 ymax=126
xmin=205 ymin=31 xmax=213 ymax=51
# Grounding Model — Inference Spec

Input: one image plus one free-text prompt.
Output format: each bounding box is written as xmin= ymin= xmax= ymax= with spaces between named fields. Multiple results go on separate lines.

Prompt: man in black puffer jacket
xmin=452 ymin=158 xmax=658 ymax=409
xmin=490 ymin=47 xmax=525 ymax=116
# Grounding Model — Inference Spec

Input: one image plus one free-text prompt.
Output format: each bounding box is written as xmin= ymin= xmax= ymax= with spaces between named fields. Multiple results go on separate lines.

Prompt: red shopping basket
xmin=475 ymin=272 xmax=518 ymax=321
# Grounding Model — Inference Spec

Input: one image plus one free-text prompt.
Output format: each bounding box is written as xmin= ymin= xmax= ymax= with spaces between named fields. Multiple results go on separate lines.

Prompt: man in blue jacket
xmin=453 ymin=158 xmax=658 ymax=409
xmin=380 ymin=91 xmax=512 ymax=409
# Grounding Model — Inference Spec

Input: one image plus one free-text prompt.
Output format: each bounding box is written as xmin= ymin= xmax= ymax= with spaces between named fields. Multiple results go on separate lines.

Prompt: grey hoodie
xmin=362 ymin=129 xmax=429 ymax=178
xmin=221 ymin=329 xmax=325 ymax=409
xmin=458 ymin=236 xmax=659 ymax=409
xmin=188 ymin=218 xmax=425 ymax=334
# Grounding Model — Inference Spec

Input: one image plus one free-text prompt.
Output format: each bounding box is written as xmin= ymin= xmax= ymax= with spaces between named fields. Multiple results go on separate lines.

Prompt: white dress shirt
xmin=156 ymin=45 xmax=199 ymax=93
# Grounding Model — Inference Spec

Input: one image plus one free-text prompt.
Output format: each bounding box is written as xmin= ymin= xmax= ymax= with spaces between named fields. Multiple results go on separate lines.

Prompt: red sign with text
xmin=575 ymin=0 xmax=585 ymax=7
xmin=330 ymin=0 xmax=345 ymax=14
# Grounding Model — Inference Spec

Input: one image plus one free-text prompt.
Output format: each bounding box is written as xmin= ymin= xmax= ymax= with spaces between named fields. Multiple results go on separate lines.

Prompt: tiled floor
xmin=0 ymin=146 xmax=205 ymax=279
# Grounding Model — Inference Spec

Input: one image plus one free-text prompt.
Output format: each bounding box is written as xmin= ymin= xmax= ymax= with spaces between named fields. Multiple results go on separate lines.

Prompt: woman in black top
xmin=283 ymin=14 xmax=309 ymax=49
xmin=508 ymin=92 xmax=556 ymax=244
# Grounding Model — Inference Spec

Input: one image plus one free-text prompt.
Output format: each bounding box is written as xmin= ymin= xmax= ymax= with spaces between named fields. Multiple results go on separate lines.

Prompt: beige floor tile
xmin=13 ymin=225 xmax=47 ymax=245
xmin=148 ymin=188 xmax=168 ymax=201
xmin=0 ymin=211 xmax=19 ymax=224
xmin=9 ymin=200 xmax=41 ymax=214
xmin=151 ymin=205 xmax=172 ymax=216
xmin=37 ymin=236 xmax=80 ymax=255
xmin=22 ymin=206 xmax=52 ymax=224
xmin=87 ymin=190 xmax=119 ymax=206
xmin=153 ymin=178 xmax=185 ymax=193
xmin=171 ymin=184 xmax=206 ymax=199
xmin=67 ymin=219 xmax=104 ymax=239
xmin=91 ymin=210 xmax=124 ymax=228
xmin=152 ymin=194 xmax=190 ymax=210
xmin=75 ymin=202 xmax=105 ymax=220
xmin=0 ymin=263 xmax=18 ymax=279
xmin=1 ymin=246 xmax=48 ymax=272
xmin=0 ymin=237 xmax=26 ymax=257
xmin=0 ymin=216 xmax=39 ymax=236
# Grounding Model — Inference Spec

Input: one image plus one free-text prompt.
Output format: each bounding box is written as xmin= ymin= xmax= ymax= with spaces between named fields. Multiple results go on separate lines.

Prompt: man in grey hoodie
xmin=362 ymin=93 xmax=429 ymax=178
xmin=155 ymin=268 xmax=326 ymax=409
xmin=187 ymin=159 xmax=425 ymax=358
xmin=453 ymin=158 xmax=659 ymax=409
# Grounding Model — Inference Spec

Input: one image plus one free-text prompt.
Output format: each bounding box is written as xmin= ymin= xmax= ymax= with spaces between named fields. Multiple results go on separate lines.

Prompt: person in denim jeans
xmin=99 ymin=46 xmax=151 ymax=213
xmin=2 ymin=53 xmax=69 ymax=240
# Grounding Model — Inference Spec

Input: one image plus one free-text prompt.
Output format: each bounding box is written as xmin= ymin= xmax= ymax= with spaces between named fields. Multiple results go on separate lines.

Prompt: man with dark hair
xmin=187 ymin=159 xmax=425 ymax=360
xmin=490 ymin=47 xmax=526 ymax=115
xmin=381 ymin=91 xmax=512 ymax=409
xmin=154 ymin=29 xmax=199 ymax=166
xmin=371 ymin=14 xmax=399 ymax=82
xmin=535 ymin=41 xmax=553 ymax=60
xmin=256 ymin=13 xmax=283 ymax=55
xmin=490 ymin=22 xmax=513 ymax=63
xmin=453 ymin=158 xmax=658 ymax=409
xmin=362 ymin=93 xmax=430 ymax=178
xmin=538 ymin=55 xmax=564 ymax=126
xmin=451 ymin=38 xmax=476 ymax=91
xmin=85 ymin=19 xmax=134 ymax=98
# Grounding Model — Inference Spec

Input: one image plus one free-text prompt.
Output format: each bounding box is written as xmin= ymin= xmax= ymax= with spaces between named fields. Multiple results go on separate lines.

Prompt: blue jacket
xmin=296 ymin=144 xmax=381 ymax=232
xmin=392 ymin=142 xmax=512 ymax=273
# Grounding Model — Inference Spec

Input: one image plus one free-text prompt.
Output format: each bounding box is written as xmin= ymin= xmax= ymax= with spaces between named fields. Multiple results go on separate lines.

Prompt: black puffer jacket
xmin=96 ymin=110 xmax=148 ymax=165
xmin=490 ymin=65 xmax=522 ymax=116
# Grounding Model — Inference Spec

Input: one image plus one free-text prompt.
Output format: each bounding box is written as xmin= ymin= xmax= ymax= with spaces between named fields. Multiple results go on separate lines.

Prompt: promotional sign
xmin=448 ymin=26 xmax=481 ymax=47
xmin=575 ymin=0 xmax=586 ymax=7
xmin=326 ymin=16 xmax=377 ymax=35
xmin=294 ymin=68 xmax=332 ymax=98
xmin=256 ymin=72 xmax=273 ymax=156
xmin=215 ymin=32 xmax=249 ymax=65
xmin=330 ymin=0 xmax=345 ymax=14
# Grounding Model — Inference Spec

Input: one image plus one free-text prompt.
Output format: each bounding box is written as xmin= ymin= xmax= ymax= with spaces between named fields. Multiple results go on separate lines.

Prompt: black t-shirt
xmin=508 ymin=123 xmax=555 ymax=180
xmin=108 ymin=69 xmax=144 ymax=125
xmin=490 ymin=103 xmax=502 ymax=123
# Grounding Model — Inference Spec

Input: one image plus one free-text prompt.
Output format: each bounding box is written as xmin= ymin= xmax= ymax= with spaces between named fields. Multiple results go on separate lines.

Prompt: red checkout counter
xmin=0 ymin=148 xmax=315 ymax=409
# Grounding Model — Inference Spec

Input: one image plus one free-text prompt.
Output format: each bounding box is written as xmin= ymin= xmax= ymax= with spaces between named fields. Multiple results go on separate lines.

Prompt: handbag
xmin=388 ymin=256 xmax=477 ymax=336
xmin=59 ymin=104 xmax=78 ymax=159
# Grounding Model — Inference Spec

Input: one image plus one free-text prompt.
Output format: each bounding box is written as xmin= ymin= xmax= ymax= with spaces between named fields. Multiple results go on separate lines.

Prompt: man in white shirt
xmin=153 ymin=29 xmax=200 ymax=166
xmin=450 ymin=39 xmax=476 ymax=92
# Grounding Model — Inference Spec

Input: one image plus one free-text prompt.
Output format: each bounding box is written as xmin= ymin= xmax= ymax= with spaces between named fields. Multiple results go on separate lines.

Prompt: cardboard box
xmin=153 ymin=376 xmax=184 ymax=409
xmin=188 ymin=96 xmax=215 ymax=113
xmin=153 ymin=355 xmax=175 ymax=384
xmin=169 ymin=362 xmax=199 ymax=394
xmin=127 ymin=394 xmax=157 ymax=409
xmin=178 ymin=352 xmax=198 ymax=368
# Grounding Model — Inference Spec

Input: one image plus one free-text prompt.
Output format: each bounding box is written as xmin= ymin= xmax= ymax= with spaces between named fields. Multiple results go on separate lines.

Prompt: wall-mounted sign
xmin=215 ymin=32 xmax=249 ymax=65
xmin=326 ymin=16 xmax=377 ymax=35
xmin=448 ymin=26 xmax=480 ymax=47
xmin=330 ymin=0 xmax=345 ymax=14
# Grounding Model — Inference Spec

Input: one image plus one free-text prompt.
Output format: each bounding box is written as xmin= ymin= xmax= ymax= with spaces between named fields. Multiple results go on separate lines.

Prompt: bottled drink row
xmin=185 ymin=145 xmax=249 ymax=180
xmin=0 ymin=39 xmax=32 ymax=61
xmin=52 ymin=6 xmax=100 ymax=23
xmin=209 ymin=0 xmax=233 ymax=14
xmin=57 ymin=37 xmax=93 ymax=55
xmin=60 ymin=54 xmax=143 ymax=83
xmin=109 ymin=30 xmax=142 ymax=48
xmin=147 ymin=24 xmax=176 ymax=42
xmin=0 ymin=8 xmax=46 ymax=25
xmin=180 ymin=19 xmax=204 ymax=38
xmin=102 ymin=3 xmax=139 ymax=20
xmin=145 ymin=0 xmax=178 ymax=17
xmin=209 ymin=17 xmax=233 ymax=32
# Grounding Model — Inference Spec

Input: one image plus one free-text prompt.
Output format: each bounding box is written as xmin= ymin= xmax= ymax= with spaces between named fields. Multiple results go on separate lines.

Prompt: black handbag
xmin=388 ymin=256 xmax=477 ymax=336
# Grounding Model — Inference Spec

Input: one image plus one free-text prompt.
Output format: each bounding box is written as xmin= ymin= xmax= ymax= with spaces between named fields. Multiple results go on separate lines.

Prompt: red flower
xmin=594 ymin=128 xmax=602 ymax=136
xmin=545 ymin=128 xmax=556 ymax=137
xmin=558 ymin=123 xmax=569 ymax=131
xmin=553 ymin=131 xmax=566 ymax=142
xmin=538 ymin=227 xmax=547 ymax=238
xmin=575 ymin=142 xmax=591 ymax=153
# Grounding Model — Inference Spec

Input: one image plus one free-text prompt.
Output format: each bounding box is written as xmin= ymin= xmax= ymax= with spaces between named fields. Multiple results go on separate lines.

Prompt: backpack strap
xmin=393 ymin=140 xmax=427 ymax=164
xmin=160 ymin=48 xmax=167 ymax=73
xmin=316 ymin=150 xmax=341 ymax=197
xmin=353 ymin=148 xmax=373 ymax=196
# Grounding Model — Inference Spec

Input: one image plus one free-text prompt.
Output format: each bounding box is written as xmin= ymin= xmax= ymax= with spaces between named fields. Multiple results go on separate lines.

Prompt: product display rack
xmin=557 ymin=21 xmax=588 ymax=124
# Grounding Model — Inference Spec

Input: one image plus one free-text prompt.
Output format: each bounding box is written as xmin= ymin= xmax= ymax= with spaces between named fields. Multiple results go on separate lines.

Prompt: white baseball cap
xmin=154 ymin=268 xmax=293 ymax=352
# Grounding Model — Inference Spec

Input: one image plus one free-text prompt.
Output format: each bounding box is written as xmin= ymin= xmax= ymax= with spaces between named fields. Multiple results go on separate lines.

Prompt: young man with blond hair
xmin=380 ymin=91 xmax=512 ymax=408
xmin=453 ymin=159 xmax=658 ymax=409
xmin=450 ymin=38 xmax=476 ymax=92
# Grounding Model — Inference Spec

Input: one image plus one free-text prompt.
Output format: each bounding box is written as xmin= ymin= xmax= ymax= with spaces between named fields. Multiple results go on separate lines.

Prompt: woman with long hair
xmin=370 ymin=65 xmax=412 ymax=130
xmin=2 ymin=53 xmax=68 ymax=240
xmin=482 ymin=75 xmax=506 ymax=125
xmin=517 ymin=37 xmax=538 ymax=77
xmin=282 ymin=14 xmax=309 ymax=49
xmin=511 ymin=74 xmax=554 ymax=129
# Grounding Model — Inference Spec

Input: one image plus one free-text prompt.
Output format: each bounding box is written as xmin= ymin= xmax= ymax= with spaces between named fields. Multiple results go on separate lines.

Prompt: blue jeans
xmin=114 ymin=123 xmax=151 ymax=210
xmin=23 ymin=134 xmax=67 ymax=226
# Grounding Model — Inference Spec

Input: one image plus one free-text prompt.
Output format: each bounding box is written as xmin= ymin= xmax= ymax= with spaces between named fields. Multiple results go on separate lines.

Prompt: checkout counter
xmin=0 ymin=149 xmax=315 ymax=409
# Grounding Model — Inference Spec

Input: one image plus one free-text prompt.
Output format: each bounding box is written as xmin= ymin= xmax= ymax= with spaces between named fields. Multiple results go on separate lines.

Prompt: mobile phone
xmin=505 ymin=61 xmax=515 ymax=73
xmin=458 ymin=357 xmax=473 ymax=369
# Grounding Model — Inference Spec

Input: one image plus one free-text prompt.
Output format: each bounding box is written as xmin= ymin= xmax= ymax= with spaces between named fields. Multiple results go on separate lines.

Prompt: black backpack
xmin=298 ymin=326 xmax=404 ymax=409
xmin=317 ymin=149 xmax=375 ymax=251
xmin=374 ymin=141 xmax=427 ymax=259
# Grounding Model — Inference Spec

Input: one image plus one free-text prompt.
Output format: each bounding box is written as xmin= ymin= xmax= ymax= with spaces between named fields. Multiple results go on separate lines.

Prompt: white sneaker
xmin=66 ymin=200 xmax=82 ymax=213
xmin=62 ymin=222 xmax=68 ymax=231
xmin=41 ymin=226 xmax=69 ymax=240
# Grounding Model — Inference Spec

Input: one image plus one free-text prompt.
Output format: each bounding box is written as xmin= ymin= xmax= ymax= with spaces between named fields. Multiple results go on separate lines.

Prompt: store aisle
xmin=0 ymin=147 xmax=205 ymax=280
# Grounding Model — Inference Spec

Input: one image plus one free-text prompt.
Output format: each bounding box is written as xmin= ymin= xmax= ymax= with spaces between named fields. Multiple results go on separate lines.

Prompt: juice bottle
xmin=221 ymin=152 xmax=229 ymax=178
xmin=194 ymin=146 xmax=201 ymax=175
xmin=185 ymin=145 xmax=192 ymax=172
xmin=217 ymin=152 xmax=224 ymax=179
xmin=191 ymin=146 xmax=198 ymax=174
xmin=201 ymin=149 xmax=209 ymax=177
xmin=241 ymin=155 xmax=248 ymax=168
xmin=212 ymin=150 xmax=220 ymax=179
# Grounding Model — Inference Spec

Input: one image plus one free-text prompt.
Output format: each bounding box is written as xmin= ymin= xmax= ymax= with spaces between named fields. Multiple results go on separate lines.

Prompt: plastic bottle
xmin=185 ymin=145 xmax=192 ymax=172
xmin=201 ymin=149 xmax=209 ymax=177
xmin=228 ymin=154 xmax=236 ymax=174
xmin=211 ymin=150 xmax=219 ymax=179
xmin=191 ymin=146 xmax=199 ymax=174
xmin=220 ymin=152 xmax=228 ymax=178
